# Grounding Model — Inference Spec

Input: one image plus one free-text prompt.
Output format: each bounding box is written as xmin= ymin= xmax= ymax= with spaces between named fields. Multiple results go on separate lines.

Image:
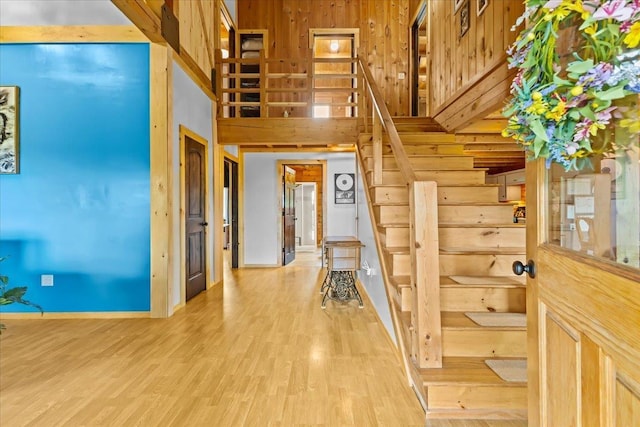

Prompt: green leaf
xmin=2 ymin=286 xmax=27 ymax=299
xmin=533 ymin=137 xmax=545 ymax=158
xmin=530 ymin=118 xmax=549 ymax=143
xmin=596 ymin=86 xmax=628 ymax=101
xmin=578 ymin=106 xmax=597 ymax=121
xmin=567 ymin=59 xmax=594 ymax=74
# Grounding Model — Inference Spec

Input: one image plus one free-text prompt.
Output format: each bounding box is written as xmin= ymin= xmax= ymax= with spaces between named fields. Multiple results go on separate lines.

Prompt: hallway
xmin=1 ymin=260 xmax=424 ymax=425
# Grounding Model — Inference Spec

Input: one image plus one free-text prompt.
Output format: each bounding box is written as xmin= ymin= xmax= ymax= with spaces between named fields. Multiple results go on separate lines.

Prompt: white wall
xmin=0 ymin=0 xmax=130 ymax=25
xmin=243 ymin=152 xmax=357 ymax=265
xmin=355 ymin=164 xmax=396 ymax=341
xmin=172 ymin=61 xmax=214 ymax=310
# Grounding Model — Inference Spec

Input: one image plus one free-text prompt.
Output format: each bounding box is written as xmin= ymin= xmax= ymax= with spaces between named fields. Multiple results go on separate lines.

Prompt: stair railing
xmin=357 ymin=56 xmax=442 ymax=370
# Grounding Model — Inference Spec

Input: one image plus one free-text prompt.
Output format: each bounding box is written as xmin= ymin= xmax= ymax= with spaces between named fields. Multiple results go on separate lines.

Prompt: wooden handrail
xmin=357 ymin=55 xmax=416 ymax=185
xmin=357 ymin=56 xmax=442 ymax=370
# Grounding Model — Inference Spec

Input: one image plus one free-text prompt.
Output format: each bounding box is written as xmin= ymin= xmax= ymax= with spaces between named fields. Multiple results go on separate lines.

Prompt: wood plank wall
xmin=237 ymin=0 xmax=411 ymax=116
xmin=428 ymin=0 xmax=524 ymax=131
xmin=178 ymin=0 xmax=217 ymax=76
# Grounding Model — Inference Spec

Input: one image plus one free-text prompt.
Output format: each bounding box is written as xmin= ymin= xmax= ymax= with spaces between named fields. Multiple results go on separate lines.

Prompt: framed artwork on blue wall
xmin=0 ymin=86 xmax=19 ymax=174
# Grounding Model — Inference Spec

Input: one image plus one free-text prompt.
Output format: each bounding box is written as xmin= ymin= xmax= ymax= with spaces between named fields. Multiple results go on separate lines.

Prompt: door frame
xmin=179 ymin=125 xmax=212 ymax=305
xmin=224 ymin=154 xmax=240 ymax=268
xmin=276 ymin=159 xmax=327 ymax=266
xmin=410 ymin=0 xmax=429 ymax=117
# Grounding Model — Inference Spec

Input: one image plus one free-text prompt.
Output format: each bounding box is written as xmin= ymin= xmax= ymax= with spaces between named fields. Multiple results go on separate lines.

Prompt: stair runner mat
xmin=485 ymin=359 xmax=527 ymax=383
xmin=464 ymin=312 xmax=526 ymax=327
xmin=450 ymin=275 xmax=521 ymax=285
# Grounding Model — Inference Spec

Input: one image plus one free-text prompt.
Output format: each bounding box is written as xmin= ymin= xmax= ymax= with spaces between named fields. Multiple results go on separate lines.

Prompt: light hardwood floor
xmin=1 ymin=255 xmax=527 ymax=426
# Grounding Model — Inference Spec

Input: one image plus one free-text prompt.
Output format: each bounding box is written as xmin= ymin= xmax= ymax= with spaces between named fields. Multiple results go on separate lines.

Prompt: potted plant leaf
xmin=0 ymin=257 xmax=43 ymax=332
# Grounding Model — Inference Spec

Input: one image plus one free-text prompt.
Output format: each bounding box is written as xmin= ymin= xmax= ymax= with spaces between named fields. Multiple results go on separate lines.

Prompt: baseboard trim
xmin=242 ymin=264 xmax=280 ymax=268
xmin=0 ymin=311 xmax=150 ymax=319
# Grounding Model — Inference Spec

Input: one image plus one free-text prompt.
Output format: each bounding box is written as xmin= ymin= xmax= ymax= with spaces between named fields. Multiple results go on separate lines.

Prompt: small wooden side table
xmin=321 ymin=236 xmax=364 ymax=308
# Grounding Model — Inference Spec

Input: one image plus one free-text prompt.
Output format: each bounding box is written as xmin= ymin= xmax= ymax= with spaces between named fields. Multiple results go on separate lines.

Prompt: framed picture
xmin=454 ymin=0 xmax=464 ymax=13
xmin=335 ymin=173 xmax=355 ymax=204
xmin=478 ymin=0 xmax=489 ymax=16
xmin=459 ymin=0 xmax=470 ymax=38
xmin=0 ymin=86 xmax=20 ymax=174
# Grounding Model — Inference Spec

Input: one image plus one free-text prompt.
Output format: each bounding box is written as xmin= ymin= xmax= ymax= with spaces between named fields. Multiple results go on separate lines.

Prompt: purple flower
xmin=577 ymin=62 xmax=614 ymax=90
xmin=592 ymin=0 xmax=635 ymax=22
xmin=574 ymin=118 xmax=593 ymax=142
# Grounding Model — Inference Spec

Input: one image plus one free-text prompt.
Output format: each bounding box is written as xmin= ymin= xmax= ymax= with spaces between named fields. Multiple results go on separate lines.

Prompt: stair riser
xmin=439 ymin=227 xmax=525 ymax=248
xmin=367 ymin=156 xmax=474 ymax=170
xmin=438 ymin=186 xmax=499 ymax=204
xmin=373 ymin=170 xmax=486 ymax=185
xmin=439 ymin=205 xmax=515 ymax=224
xmin=395 ymin=286 xmax=412 ymax=311
xmin=439 ymin=254 xmax=519 ymax=276
xmin=440 ymin=287 xmax=526 ymax=313
xmin=391 ymin=253 xmax=411 ymax=276
xmin=443 ymin=330 xmax=527 ymax=357
xmin=375 ymin=205 xmax=409 ymax=224
xmin=386 ymin=227 xmax=410 ymax=247
xmin=372 ymin=186 xmax=500 ymax=205
xmin=426 ymin=385 xmax=527 ymax=411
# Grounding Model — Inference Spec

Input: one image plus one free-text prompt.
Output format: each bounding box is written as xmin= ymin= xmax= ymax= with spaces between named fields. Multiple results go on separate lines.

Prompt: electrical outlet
xmin=41 ymin=274 xmax=54 ymax=287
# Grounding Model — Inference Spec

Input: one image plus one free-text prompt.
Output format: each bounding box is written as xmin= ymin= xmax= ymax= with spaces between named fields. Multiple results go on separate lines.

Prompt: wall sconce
xmin=329 ymin=40 xmax=339 ymax=53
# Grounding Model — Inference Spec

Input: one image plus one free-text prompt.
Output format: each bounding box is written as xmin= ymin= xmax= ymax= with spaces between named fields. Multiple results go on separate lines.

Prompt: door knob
xmin=200 ymin=222 xmax=208 ymax=226
xmin=512 ymin=260 xmax=536 ymax=278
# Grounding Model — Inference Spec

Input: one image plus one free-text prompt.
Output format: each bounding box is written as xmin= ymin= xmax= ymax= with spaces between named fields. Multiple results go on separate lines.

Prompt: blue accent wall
xmin=0 ymin=43 xmax=151 ymax=312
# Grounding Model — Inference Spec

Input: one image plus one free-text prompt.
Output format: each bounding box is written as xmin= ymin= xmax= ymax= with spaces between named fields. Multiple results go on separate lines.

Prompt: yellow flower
xmin=584 ymin=24 xmax=597 ymax=37
xmin=526 ymin=99 xmax=548 ymax=115
xmin=624 ymin=22 xmax=640 ymax=48
xmin=532 ymin=92 xmax=542 ymax=101
xmin=546 ymin=100 xmax=567 ymax=122
xmin=588 ymin=122 xmax=605 ymax=136
xmin=620 ymin=118 xmax=640 ymax=133
xmin=570 ymin=86 xmax=584 ymax=96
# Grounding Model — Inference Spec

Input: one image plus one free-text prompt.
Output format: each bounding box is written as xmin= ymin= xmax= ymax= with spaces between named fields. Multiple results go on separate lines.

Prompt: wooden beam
xmin=0 ymin=25 xmax=147 ymax=43
xmin=145 ymin=0 xmax=163 ymax=17
xmin=112 ymin=0 xmax=164 ymax=43
xmin=217 ymin=118 xmax=361 ymax=145
xmin=149 ymin=43 xmax=172 ymax=318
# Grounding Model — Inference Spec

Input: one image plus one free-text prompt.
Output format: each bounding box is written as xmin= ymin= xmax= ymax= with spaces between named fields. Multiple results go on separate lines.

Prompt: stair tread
xmin=378 ymin=222 xmax=410 ymax=228
xmin=372 ymin=167 xmax=486 ymax=172
xmin=442 ymin=311 xmax=526 ymax=330
xmin=372 ymin=201 xmax=408 ymax=207
xmin=440 ymin=276 xmax=525 ymax=287
xmin=438 ymin=202 xmax=518 ymax=206
xmin=385 ymin=246 xmax=411 ymax=255
xmin=390 ymin=275 xmax=411 ymax=287
xmin=440 ymin=247 xmax=525 ymax=255
xmin=369 ymin=183 xmax=500 ymax=188
xmin=438 ymin=223 xmax=525 ymax=228
xmin=418 ymin=356 xmax=528 ymax=386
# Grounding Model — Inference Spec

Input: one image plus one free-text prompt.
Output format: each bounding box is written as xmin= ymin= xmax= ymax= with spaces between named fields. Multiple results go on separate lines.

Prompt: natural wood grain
xmin=0 ymin=264 xmax=426 ymax=426
xmin=410 ymin=181 xmax=442 ymax=368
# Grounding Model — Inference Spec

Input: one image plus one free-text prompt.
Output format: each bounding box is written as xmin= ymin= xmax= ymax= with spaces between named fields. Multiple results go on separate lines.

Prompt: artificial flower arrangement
xmin=502 ymin=0 xmax=640 ymax=170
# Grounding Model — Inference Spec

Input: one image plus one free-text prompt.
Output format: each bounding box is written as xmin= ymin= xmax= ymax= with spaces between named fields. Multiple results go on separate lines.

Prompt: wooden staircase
xmin=357 ymin=123 xmax=527 ymax=420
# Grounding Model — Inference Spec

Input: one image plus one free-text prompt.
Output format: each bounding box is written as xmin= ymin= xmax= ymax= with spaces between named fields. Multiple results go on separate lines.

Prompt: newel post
xmin=409 ymin=181 xmax=442 ymax=368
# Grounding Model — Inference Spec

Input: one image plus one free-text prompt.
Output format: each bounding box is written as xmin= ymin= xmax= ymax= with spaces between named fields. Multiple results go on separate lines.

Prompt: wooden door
xmin=526 ymin=158 xmax=640 ymax=426
xmin=282 ymin=165 xmax=296 ymax=265
xmin=185 ymin=136 xmax=207 ymax=300
xmin=230 ymin=159 xmax=239 ymax=268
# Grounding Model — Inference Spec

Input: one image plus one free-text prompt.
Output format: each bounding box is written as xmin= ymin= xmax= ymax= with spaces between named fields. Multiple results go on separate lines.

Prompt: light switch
xmin=41 ymin=274 xmax=54 ymax=286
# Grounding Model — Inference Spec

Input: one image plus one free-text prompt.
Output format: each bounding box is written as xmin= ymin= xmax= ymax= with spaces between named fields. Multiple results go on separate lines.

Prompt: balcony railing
xmin=215 ymin=49 xmax=363 ymax=118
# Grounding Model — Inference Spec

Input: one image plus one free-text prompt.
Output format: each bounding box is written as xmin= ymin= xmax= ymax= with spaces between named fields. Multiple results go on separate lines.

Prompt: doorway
xmin=283 ymin=166 xmax=297 ymax=265
xmin=224 ymin=157 xmax=239 ymax=268
xmin=294 ymin=182 xmax=317 ymax=251
xmin=411 ymin=2 xmax=428 ymax=117
xmin=184 ymin=134 xmax=207 ymax=301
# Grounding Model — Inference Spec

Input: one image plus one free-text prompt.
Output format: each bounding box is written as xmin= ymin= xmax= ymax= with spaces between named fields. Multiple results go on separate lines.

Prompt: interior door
xmin=411 ymin=2 xmax=428 ymax=117
xmin=526 ymin=154 xmax=640 ymax=426
xmin=282 ymin=165 xmax=296 ymax=265
xmin=185 ymin=136 xmax=207 ymax=300
xmin=230 ymin=159 xmax=239 ymax=268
